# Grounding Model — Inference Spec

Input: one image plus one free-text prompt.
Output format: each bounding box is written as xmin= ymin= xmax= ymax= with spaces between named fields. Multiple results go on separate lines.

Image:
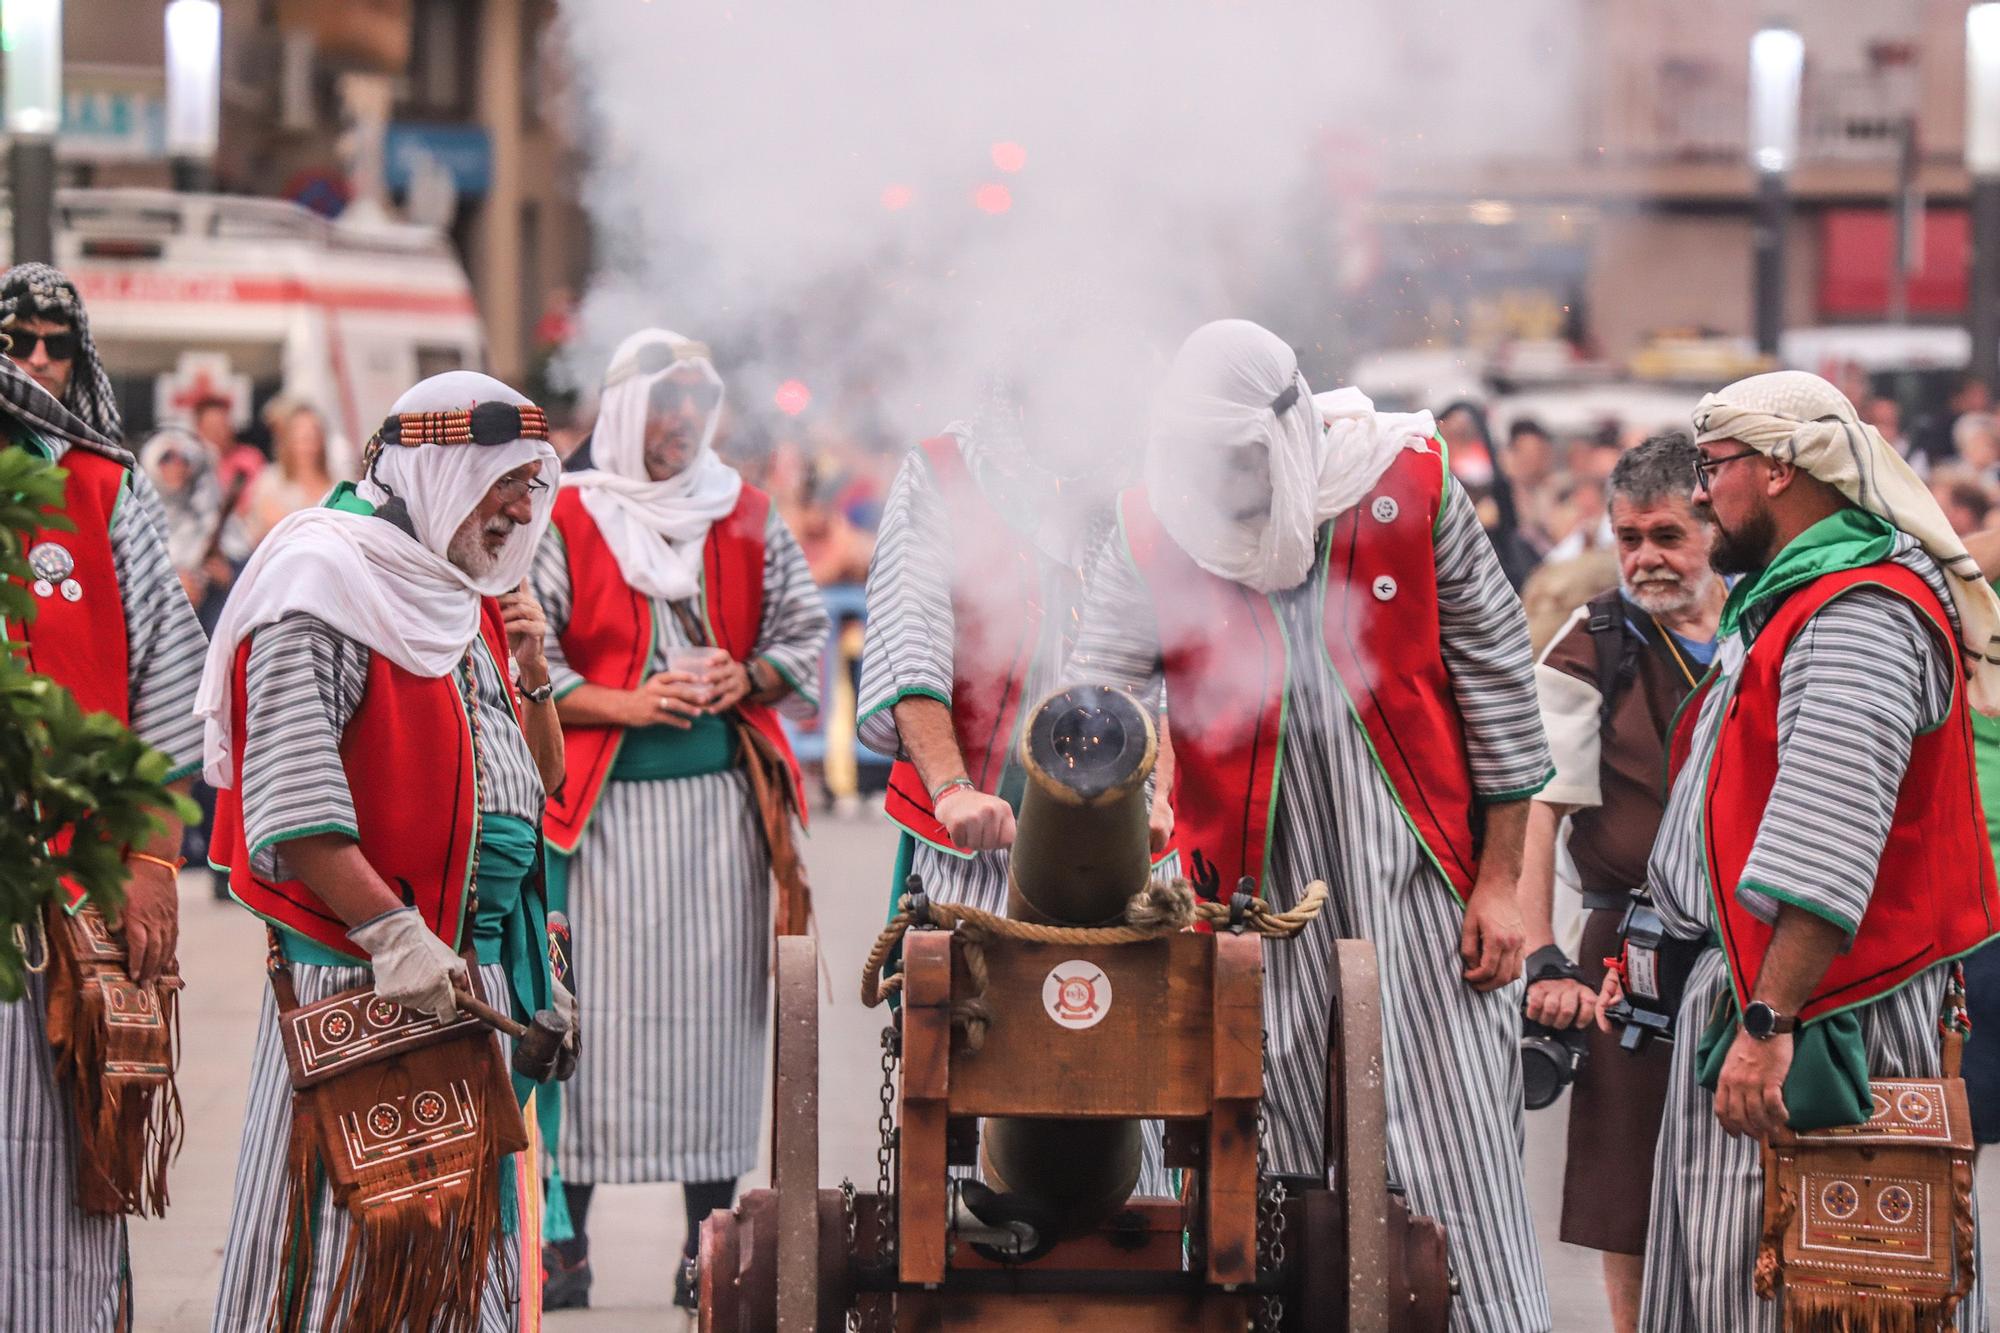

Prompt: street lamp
xmin=3 ymin=0 xmax=62 ymax=265
xmin=1969 ymin=4 xmax=2000 ymax=395
xmin=164 ymin=0 xmax=221 ymax=192
xmin=1749 ymin=24 xmax=1804 ymax=358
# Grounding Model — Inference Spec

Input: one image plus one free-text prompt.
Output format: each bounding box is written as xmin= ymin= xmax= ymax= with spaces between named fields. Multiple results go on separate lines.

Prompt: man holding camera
xmin=1621 ymin=372 xmax=2000 ymax=1330
xmin=1520 ymin=433 xmax=1724 ymax=1333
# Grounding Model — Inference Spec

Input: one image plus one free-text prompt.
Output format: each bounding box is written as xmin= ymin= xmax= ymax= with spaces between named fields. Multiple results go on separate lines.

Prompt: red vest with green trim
xmin=212 ymin=600 xmax=518 ymax=959
xmin=5 ymin=446 xmax=133 ymax=907
xmin=541 ymin=483 xmax=803 ymax=853
xmin=1121 ymin=445 xmax=1480 ymax=901
xmin=1673 ymin=561 xmax=2000 ymax=1023
xmin=882 ymin=436 xmax=1050 ymax=853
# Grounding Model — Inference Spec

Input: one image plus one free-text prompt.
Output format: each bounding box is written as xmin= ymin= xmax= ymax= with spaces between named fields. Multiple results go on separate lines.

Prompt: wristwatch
xmin=1742 ymin=1000 xmax=1797 ymax=1040
xmin=520 ymin=678 xmax=556 ymax=705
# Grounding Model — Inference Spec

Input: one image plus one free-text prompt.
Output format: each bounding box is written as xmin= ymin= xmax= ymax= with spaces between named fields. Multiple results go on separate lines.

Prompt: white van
xmin=26 ymin=188 xmax=485 ymax=461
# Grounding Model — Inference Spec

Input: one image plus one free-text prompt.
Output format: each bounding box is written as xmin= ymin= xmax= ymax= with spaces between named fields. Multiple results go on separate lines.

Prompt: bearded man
xmin=1067 ymin=320 xmax=1555 ymax=1333
xmin=533 ymin=329 xmax=826 ymax=1311
xmin=0 ymin=298 xmax=205 ymax=1330
xmin=205 ymin=372 xmax=567 ymax=1332
xmin=1620 ymin=371 xmax=2000 ymax=1331
xmin=1519 ymin=433 xmax=1724 ymax=1333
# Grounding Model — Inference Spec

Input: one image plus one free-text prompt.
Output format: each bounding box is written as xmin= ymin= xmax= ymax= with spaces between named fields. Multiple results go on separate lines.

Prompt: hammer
xmin=453 ymin=989 xmax=571 ymax=1084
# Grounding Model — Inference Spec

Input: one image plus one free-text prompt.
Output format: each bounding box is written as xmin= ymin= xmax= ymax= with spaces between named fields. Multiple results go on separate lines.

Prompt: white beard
xmin=447 ymin=514 xmax=508 ymax=580
xmin=1622 ymin=565 xmax=1717 ymax=621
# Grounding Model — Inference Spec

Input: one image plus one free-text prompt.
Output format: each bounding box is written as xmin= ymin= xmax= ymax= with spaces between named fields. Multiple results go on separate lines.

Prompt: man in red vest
xmin=203 ymin=372 xmax=568 ymax=1331
xmin=0 ymin=284 xmax=207 ymax=1332
xmin=1068 ymin=320 xmax=1556 ymax=1332
xmin=857 ymin=376 xmax=1171 ymax=917
xmin=532 ymin=329 xmax=827 ymax=1311
xmin=1611 ymin=371 xmax=2000 ymax=1330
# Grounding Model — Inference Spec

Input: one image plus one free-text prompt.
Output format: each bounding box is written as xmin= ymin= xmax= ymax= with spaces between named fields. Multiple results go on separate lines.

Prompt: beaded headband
xmin=602 ymin=340 xmax=713 ymax=389
xmin=370 ymin=400 xmax=551 ymax=451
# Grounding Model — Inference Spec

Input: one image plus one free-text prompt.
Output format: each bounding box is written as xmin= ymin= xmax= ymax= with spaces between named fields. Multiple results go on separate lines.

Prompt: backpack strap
xmin=1585 ymin=590 xmax=1640 ymax=729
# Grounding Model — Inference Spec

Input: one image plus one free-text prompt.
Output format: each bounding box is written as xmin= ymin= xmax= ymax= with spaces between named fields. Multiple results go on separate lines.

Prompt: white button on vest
xmin=1372 ymin=575 xmax=1397 ymax=601
xmin=1371 ymin=496 xmax=1399 ymax=523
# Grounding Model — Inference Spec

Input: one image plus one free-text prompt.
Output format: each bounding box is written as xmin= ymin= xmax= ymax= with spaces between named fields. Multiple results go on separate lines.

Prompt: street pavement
xmin=133 ymin=814 xmax=1999 ymax=1330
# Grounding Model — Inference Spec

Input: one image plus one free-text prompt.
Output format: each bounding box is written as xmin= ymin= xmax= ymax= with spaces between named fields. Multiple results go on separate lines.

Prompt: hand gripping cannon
xmin=698 ymin=685 xmax=1453 ymax=1331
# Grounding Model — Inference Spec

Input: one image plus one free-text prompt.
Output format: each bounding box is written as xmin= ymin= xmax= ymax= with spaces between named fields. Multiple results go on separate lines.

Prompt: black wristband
xmin=1525 ymin=944 xmax=1581 ymax=986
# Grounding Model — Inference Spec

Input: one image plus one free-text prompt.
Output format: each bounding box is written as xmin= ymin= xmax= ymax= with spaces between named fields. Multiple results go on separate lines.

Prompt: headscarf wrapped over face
xmin=196 ymin=371 xmax=561 ymax=785
xmin=138 ymin=427 xmax=223 ymax=573
xmin=564 ymin=327 xmax=743 ymax=601
xmin=0 ymin=262 xmax=122 ymax=443
xmin=1693 ymin=369 xmax=2000 ymax=715
xmin=1144 ymin=319 xmax=1437 ymax=593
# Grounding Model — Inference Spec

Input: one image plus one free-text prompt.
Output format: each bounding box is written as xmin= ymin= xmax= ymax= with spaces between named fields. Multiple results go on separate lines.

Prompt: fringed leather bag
xmin=266 ymin=935 xmax=528 ymax=1333
xmin=1756 ymin=973 xmax=1977 ymax=1333
xmin=42 ymin=901 xmax=182 ymax=1216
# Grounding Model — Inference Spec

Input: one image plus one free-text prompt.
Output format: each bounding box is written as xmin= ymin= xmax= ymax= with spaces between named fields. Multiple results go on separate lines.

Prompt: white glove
xmin=550 ymin=973 xmax=578 ymax=1039
xmin=348 ymin=906 xmax=468 ymax=1023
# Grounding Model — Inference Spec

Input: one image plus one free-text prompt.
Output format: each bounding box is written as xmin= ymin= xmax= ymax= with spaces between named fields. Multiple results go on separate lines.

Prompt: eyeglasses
xmin=1692 ymin=448 xmax=1762 ymax=490
xmin=9 ymin=329 xmax=76 ymax=361
xmin=648 ymin=378 xmax=722 ymax=415
xmin=493 ymin=473 xmax=549 ymax=502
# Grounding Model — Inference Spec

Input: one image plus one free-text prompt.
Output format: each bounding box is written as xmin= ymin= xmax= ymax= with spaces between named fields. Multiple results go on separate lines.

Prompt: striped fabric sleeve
xmin=241 ymin=614 xmax=369 ymax=876
xmin=1431 ymin=482 xmax=1554 ymax=801
xmin=111 ymin=465 xmax=209 ymax=780
xmin=754 ymin=506 xmax=830 ymax=723
xmin=857 ymin=449 xmax=958 ymax=756
xmin=1063 ymin=526 xmax=1166 ymax=707
xmin=1735 ymin=585 xmax=1950 ymax=935
xmin=529 ymin=526 xmax=587 ymax=700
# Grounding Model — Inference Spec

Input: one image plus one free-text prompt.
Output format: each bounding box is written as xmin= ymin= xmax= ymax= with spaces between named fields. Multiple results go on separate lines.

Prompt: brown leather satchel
xmin=42 ymin=902 xmax=182 ymax=1216
xmin=267 ymin=940 xmax=528 ymax=1333
xmin=1757 ymin=989 xmax=1976 ymax=1333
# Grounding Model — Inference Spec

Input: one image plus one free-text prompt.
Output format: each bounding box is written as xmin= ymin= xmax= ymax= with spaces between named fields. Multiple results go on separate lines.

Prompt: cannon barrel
xmin=979 ymin=684 xmax=1156 ymax=1237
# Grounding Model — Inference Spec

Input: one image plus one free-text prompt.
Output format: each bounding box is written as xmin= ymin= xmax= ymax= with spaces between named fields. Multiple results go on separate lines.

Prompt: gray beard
xmin=447 ymin=516 xmax=504 ymax=579
xmin=1622 ymin=568 xmax=1715 ymax=621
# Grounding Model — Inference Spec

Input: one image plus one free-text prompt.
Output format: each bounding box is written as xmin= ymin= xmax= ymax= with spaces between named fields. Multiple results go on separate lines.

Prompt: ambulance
xmin=31 ymin=187 xmax=485 ymax=465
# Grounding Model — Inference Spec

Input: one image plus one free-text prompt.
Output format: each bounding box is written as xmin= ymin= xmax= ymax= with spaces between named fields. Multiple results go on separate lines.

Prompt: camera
xmin=1519 ymin=944 xmax=1590 ymax=1110
xmin=1601 ymin=892 xmax=1704 ymax=1053
xmin=1520 ymin=1017 xmax=1588 ymax=1110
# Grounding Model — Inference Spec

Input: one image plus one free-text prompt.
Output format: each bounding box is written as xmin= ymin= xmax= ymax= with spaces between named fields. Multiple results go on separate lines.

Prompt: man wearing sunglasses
xmin=1626 ymin=371 xmax=2000 ymax=1330
xmin=0 ymin=286 xmax=206 ymax=1330
xmin=205 ymin=372 xmax=571 ymax=1332
xmin=0 ymin=262 xmax=123 ymax=442
xmin=532 ymin=328 xmax=826 ymax=1311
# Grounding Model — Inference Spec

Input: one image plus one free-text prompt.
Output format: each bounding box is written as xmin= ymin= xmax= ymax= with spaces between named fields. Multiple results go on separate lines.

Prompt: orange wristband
xmin=125 ymin=851 xmax=187 ymax=874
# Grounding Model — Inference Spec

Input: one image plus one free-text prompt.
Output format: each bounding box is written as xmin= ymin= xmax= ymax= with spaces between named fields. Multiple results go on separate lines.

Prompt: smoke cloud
xmin=552 ymin=0 xmax=1585 ymax=478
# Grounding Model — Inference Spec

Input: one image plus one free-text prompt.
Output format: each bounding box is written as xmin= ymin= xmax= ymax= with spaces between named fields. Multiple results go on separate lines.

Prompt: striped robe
xmin=858 ymin=448 xmax=1184 ymax=1193
xmin=0 ymin=444 xmax=207 ymax=1333
xmin=534 ymin=508 xmax=827 ymax=1185
xmin=1639 ymin=540 xmax=1988 ymax=1333
xmin=1067 ymin=482 xmax=1557 ymax=1333
xmin=210 ymin=615 xmax=547 ymax=1332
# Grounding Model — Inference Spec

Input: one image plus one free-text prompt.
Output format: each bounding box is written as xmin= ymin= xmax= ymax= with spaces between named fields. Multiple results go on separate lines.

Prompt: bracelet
xmin=929 ymin=776 xmax=976 ymax=803
xmin=125 ymin=851 xmax=187 ymax=874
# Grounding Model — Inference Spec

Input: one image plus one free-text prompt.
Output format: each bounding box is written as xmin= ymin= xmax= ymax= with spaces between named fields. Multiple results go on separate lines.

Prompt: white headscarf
xmin=196 ymin=371 xmax=561 ymax=786
xmin=565 ymin=328 xmax=743 ymax=601
xmin=1694 ymin=369 xmax=2000 ymax=715
xmin=1144 ymin=319 xmax=1437 ymax=593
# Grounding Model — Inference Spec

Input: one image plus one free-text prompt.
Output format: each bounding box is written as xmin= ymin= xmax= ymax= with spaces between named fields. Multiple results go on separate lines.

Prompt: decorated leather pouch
xmin=42 ymin=901 xmax=182 ymax=1216
xmin=267 ymin=937 xmax=528 ymax=1333
xmin=1756 ymin=977 xmax=1976 ymax=1333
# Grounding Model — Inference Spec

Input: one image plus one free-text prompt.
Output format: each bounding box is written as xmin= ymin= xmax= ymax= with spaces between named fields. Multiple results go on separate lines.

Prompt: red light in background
xmin=990 ymin=141 xmax=1027 ymax=173
xmin=774 ymin=379 xmax=812 ymax=416
xmin=880 ymin=184 xmax=914 ymax=211
xmin=973 ymin=183 xmax=1013 ymax=215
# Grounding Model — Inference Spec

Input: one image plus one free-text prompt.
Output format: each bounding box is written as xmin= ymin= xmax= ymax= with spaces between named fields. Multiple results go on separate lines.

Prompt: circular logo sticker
xmin=1042 ymin=961 xmax=1111 ymax=1031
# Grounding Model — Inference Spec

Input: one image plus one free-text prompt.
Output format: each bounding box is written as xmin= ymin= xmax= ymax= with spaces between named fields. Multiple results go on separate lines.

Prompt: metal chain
xmin=841 ymin=1178 xmax=861 ymax=1332
xmin=875 ymin=1022 xmax=900 ymax=1264
xmin=1253 ymin=1047 xmax=1287 ymax=1333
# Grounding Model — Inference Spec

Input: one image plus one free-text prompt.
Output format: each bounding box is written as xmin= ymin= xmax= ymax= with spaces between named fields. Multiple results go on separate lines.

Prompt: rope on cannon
xmin=859 ymin=878 xmax=1329 ymax=1053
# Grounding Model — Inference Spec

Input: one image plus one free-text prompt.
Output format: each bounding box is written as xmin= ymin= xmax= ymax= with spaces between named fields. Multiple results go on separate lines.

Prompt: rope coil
xmin=860 ymin=878 xmax=1328 ymax=1052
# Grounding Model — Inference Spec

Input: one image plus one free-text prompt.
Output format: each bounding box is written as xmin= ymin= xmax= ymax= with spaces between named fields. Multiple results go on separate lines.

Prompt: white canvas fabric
xmin=564 ymin=328 xmax=742 ymax=601
xmin=1145 ymin=319 xmax=1436 ymax=593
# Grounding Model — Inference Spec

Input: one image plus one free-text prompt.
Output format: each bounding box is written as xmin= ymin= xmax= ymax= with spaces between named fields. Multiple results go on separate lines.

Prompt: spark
xmin=880 ymin=184 xmax=914 ymax=211
xmin=973 ymin=183 xmax=1013 ymax=215
xmin=774 ymin=380 xmax=812 ymax=416
xmin=990 ymin=140 xmax=1027 ymax=173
